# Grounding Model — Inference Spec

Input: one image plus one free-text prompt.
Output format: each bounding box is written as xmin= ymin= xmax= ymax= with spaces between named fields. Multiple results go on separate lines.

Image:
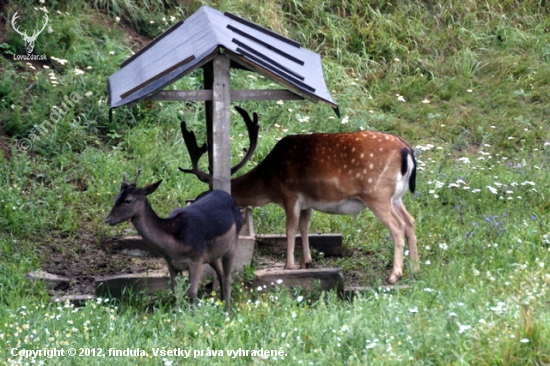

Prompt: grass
xmin=1 ymin=0 xmax=550 ymax=364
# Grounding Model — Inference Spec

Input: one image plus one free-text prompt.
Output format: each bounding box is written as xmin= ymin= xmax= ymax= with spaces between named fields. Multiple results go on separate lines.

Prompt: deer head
xmin=11 ymin=11 xmax=49 ymax=54
xmin=105 ymin=170 xmax=162 ymax=225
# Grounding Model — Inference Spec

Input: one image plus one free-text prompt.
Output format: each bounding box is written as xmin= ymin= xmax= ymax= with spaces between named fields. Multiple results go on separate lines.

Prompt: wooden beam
xmin=150 ymin=90 xmax=213 ymax=101
xmin=211 ymin=55 xmax=232 ymax=192
xmin=256 ymin=233 xmax=343 ymax=256
xmin=149 ymin=89 xmax=304 ymax=101
xmin=231 ymin=89 xmax=303 ymax=100
xmin=26 ymin=270 xmax=71 ymax=291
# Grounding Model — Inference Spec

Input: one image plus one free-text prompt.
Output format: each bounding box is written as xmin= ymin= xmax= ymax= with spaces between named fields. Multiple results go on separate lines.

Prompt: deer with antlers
xmin=180 ymin=107 xmax=418 ymax=284
xmin=11 ymin=11 xmax=49 ymax=54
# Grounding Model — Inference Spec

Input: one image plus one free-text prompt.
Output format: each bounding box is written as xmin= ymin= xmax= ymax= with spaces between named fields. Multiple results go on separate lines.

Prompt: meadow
xmin=0 ymin=0 xmax=549 ymax=364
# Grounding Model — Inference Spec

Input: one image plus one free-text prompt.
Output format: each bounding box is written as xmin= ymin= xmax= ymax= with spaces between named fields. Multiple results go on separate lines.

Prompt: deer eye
xmin=124 ymin=199 xmax=133 ymax=205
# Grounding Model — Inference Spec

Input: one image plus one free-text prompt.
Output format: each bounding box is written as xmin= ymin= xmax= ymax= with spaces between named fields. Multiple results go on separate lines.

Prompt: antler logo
xmin=11 ymin=11 xmax=49 ymax=54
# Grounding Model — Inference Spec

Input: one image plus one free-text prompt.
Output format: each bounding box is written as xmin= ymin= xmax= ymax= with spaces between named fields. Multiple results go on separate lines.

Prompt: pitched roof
xmin=108 ymin=6 xmax=337 ymax=110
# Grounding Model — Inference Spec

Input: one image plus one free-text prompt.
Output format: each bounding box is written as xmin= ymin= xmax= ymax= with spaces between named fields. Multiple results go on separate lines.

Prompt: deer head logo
xmin=11 ymin=11 xmax=49 ymax=54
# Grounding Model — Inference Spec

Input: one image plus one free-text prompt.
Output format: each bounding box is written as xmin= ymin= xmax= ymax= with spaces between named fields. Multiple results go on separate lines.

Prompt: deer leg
xmin=284 ymin=202 xmax=300 ymax=269
xmin=167 ymin=264 xmax=178 ymax=293
xmin=187 ymin=261 xmax=203 ymax=307
xmin=209 ymin=258 xmax=224 ymax=299
xmin=365 ymin=198 xmax=406 ymax=284
xmin=299 ymin=208 xmax=313 ymax=269
xmin=393 ymin=198 xmax=419 ymax=273
xmin=221 ymin=243 xmax=236 ymax=314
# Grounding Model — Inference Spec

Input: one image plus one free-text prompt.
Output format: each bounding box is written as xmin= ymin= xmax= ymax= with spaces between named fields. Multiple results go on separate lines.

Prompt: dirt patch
xmin=0 ymin=125 xmax=12 ymax=160
xmin=40 ymin=230 xmax=166 ymax=296
xmin=38 ymin=230 xmax=356 ymax=297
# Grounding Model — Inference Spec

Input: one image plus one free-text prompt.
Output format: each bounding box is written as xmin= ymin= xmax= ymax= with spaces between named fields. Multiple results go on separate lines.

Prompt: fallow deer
xmin=105 ymin=170 xmax=243 ymax=313
xmin=180 ymin=107 xmax=418 ymax=284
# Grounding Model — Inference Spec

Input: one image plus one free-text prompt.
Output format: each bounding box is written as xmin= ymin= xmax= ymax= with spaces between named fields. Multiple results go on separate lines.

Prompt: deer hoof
xmin=300 ymin=262 xmax=312 ymax=269
xmin=386 ymin=274 xmax=401 ymax=285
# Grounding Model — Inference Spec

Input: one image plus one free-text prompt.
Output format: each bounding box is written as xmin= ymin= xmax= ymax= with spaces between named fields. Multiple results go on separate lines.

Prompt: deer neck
xmin=231 ymin=168 xmax=273 ymax=207
xmin=130 ymin=201 xmax=171 ymax=252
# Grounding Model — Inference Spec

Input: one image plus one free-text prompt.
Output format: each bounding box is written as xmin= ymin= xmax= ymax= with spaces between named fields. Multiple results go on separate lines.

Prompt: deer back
xmin=170 ymin=190 xmax=243 ymax=242
xmin=231 ymin=131 xmax=415 ymax=206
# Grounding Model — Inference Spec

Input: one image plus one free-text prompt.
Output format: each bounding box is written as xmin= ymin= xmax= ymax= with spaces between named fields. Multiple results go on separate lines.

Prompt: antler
xmin=178 ymin=122 xmax=211 ymax=183
xmin=11 ymin=11 xmax=28 ymax=38
xmin=178 ymin=106 xmax=260 ymax=182
xmin=121 ymin=169 xmax=141 ymax=187
xmin=231 ymin=106 xmax=259 ymax=175
xmin=31 ymin=13 xmax=49 ymax=40
xmin=132 ymin=169 xmax=141 ymax=184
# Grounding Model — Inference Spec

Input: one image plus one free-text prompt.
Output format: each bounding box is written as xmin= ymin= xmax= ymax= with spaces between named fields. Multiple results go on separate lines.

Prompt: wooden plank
xmin=256 ymin=233 xmax=343 ymax=256
xmin=240 ymin=207 xmax=255 ymax=237
xmin=119 ymin=20 xmax=184 ymax=69
xmin=231 ymin=89 xmax=304 ymax=101
xmin=252 ymin=267 xmax=343 ymax=293
xmin=95 ymin=271 xmax=170 ymax=298
xmin=211 ymin=54 xmax=232 ymax=192
xmin=235 ymin=236 xmax=256 ymax=271
xmin=149 ymin=89 xmax=303 ymax=101
xmin=224 ymin=51 xmax=325 ymax=106
xmin=26 ymin=271 xmax=71 ymax=291
xmin=120 ymin=55 xmax=195 ymax=99
xmin=149 ymin=90 xmax=213 ymax=101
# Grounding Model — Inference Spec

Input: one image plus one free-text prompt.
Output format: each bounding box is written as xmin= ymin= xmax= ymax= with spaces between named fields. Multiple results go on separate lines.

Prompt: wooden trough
xmin=95 ymin=229 xmax=344 ymax=298
xmin=95 ymin=235 xmax=256 ymax=298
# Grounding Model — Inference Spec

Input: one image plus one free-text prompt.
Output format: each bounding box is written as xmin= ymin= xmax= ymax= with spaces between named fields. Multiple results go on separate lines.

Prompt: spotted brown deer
xmin=105 ymin=170 xmax=242 ymax=313
xmin=180 ymin=107 xmax=418 ymax=283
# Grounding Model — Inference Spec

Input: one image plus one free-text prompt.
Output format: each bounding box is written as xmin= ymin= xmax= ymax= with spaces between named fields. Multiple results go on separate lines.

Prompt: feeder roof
xmin=108 ymin=6 xmax=337 ymax=110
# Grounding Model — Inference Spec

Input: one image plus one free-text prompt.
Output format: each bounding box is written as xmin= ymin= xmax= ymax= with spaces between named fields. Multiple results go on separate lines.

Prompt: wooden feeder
xmin=108 ymin=5 xmax=338 ymax=191
xmin=105 ymin=6 xmax=343 ymax=294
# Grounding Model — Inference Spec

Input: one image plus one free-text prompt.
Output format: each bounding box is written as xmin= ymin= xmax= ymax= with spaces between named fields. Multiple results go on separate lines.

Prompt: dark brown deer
xmin=180 ymin=107 xmax=418 ymax=284
xmin=105 ymin=170 xmax=243 ymax=313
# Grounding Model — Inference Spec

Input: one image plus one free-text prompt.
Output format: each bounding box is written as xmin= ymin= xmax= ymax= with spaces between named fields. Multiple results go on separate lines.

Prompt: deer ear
xmin=143 ymin=180 xmax=162 ymax=195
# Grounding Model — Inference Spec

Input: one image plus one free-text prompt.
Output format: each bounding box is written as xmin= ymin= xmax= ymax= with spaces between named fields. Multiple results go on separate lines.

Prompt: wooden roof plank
xmin=224 ymin=11 xmax=301 ymax=48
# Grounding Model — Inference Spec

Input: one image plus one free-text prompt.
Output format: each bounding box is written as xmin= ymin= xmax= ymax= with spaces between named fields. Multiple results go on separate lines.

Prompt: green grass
xmin=1 ymin=0 xmax=550 ymax=364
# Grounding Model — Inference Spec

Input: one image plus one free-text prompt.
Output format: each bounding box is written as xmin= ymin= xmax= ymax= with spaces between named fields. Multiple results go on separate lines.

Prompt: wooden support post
xmin=203 ymin=61 xmax=214 ymax=183
xmin=211 ymin=55 xmax=231 ymax=192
